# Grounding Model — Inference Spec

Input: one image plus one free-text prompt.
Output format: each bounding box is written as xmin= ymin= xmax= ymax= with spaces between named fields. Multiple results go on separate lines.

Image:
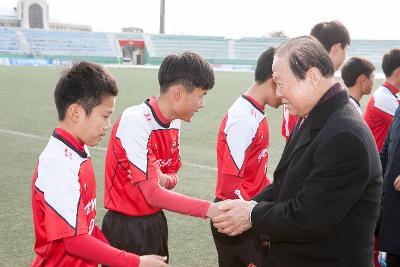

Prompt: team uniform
xmin=103 ymin=97 xmax=209 ymax=259
xmin=32 ymin=128 xmax=138 ymax=267
xmin=212 ymin=95 xmax=271 ymax=267
xmin=363 ymin=82 xmax=400 ymax=151
xmin=281 ymin=104 xmax=298 ymax=141
xmin=349 ymin=96 xmax=362 ymax=115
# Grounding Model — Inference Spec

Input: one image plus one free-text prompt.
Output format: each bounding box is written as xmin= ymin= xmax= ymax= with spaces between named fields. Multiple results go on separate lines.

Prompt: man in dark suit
xmin=378 ymin=107 xmax=400 ymax=266
xmin=213 ymin=36 xmax=382 ymax=267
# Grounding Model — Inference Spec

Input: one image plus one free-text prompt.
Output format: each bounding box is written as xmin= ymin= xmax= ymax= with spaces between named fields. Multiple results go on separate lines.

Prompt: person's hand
xmin=156 ymin=168 xmax=168 ymax=188
xmin=127 ymin=169 xmax=135 ymax=184
xmin=139 ymin=255 xmax=169 ymax=267
xmin=394 ymin=175 xmax=400 ymax=191
xmin=206 ymin=202 xmax=225 ymax=219
xmin=212 ymin=199 xmax=256 ymax=236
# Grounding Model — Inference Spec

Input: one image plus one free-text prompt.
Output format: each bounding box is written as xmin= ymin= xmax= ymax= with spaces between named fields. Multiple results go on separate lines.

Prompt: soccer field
xmin=0 ymin=65 xmax=381 ymax=266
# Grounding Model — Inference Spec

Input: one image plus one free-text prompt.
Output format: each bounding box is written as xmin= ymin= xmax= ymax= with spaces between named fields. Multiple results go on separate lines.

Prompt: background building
xmin=0 ymin=0 xmax=91 ymax=31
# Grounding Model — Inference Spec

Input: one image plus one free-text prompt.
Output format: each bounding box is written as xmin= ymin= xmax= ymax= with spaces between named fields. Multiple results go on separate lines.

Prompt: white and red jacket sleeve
xmin=117 ymin=113 xmax=209 ymax=217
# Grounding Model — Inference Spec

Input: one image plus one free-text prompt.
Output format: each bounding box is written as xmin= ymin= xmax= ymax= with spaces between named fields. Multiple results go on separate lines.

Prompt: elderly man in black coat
xmin=213 ymin=36 xmax=382 ymax=267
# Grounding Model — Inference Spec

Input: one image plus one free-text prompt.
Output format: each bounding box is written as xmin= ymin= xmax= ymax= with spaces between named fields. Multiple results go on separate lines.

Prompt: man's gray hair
xmin=275 ymin=36 xmax=335 ymax=80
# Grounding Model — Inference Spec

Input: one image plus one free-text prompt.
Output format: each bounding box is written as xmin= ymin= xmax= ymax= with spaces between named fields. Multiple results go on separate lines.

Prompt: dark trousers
xmin=387 ymin=253 xmax=400 ymax=267
xmin=101 ymin=210 xmax=168 ymax=264
xmin=210 ymin=197 xmax=268 ymax=267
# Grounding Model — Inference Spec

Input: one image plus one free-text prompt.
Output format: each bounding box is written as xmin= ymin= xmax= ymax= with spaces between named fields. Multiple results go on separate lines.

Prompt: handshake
xmin=206 ymin=199 xmax=257 ymax=236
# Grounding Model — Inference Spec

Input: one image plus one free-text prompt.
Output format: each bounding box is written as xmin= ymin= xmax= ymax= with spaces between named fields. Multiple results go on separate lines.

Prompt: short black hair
xmin=158 ymin=51 xmax=215 ymax=93
xmin=255 ymin=47 xmax=275 ymax=84
xmin=54 ymin=61 xmax=118 ymax=121
xmin=275 ymin=36 xmax=335 ymax=80
xmin=382 ymin=49 xmax=400 ymax=78
xmin=341 ymin=57 xmax=375 ymax=87
xmin=310 ymin=20 xmax=350 ymax=52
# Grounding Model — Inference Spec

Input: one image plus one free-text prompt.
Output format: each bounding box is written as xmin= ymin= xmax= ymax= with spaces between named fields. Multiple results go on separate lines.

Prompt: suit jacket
xmin=251 ymin=87 xmax=382 ymax=267
xmin=379 ymin=107 xmax=400 ymax=255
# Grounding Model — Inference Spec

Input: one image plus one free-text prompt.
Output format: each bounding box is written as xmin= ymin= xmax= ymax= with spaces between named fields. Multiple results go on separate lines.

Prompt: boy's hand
xmin=206 ymin=202 xmax=225 ymax=219
xmin=157 ymin=168 xmax=168 ymax=188
xmin=139 ymin=255 xmax=169 ymax=267
xmin=127 ymin=170 xmax=135 ymax=184
xmin=127 ymin=168 xmax=170 ymax=189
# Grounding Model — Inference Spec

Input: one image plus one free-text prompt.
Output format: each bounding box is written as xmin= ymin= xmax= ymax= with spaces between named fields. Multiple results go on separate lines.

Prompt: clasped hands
xmin=207 ymin=199 xmax=257 ymax=236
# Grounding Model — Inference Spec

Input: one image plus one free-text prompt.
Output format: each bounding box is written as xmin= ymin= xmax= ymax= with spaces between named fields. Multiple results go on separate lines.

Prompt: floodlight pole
xmin=160 ymin=0 xmax=165 ymax=34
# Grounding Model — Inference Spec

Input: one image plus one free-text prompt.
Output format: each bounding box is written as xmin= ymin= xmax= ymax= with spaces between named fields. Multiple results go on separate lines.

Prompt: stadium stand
xmin=347 ymin=39 xmax=400 ymax=73
xmin=0 ymin=27 xmax=121 ymax=63
xmin=234 ymin=37 xmax=285 ymax=59
xmin=22 ymin=28 xmax=120 ymax=63
xmin=1 ymin=25 xmax=400 ymax=73
xmin=148 ymin=34 xmax=229 ymax=59
xmin=0 ymin=27 xmax=25 ymax=55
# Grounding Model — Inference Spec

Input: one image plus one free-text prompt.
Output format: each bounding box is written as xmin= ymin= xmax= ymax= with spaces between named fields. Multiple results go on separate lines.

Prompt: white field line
xmin=0 ymin=128 xmax=217 ymax=171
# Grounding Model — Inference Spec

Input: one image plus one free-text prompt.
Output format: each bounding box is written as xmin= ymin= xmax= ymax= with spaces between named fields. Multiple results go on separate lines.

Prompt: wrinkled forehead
xmin=272 ymin=55 xmax=289 ymax=77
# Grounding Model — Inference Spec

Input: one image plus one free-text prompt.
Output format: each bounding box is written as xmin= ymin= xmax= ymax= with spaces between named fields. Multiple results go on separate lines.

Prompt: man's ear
xmin=306 ymin=67 xmax=321 ymax=89
xmin=66 ymin=103 xmax=84 ymax=122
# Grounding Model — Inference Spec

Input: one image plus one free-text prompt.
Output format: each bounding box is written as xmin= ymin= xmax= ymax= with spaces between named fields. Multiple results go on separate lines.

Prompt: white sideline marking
xmin=183 ymin=162 xmax=217 ymax=171
xmin=0 ymin=129 xmax=48 ymax=141
xmin=0 ymin=128 xmax=218 ymax=171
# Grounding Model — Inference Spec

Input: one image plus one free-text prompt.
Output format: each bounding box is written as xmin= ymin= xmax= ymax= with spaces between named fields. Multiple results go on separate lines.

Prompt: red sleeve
xmin=161 ymin=140 xmax=181 ymax=188
xmin=219 ymin=173 xmax=250 ymax=200
xmin=364 ymin=105 xmax=394 ymax=151
xmin=162 ymin=147 xmax=182 ymax=175
xmin=63 ymin=234 xmax=140 ymax=267
xmin=138 ymin=178 xmax=210 ymax=218
xmin=92 ymin=225 xmax=109 ymax=244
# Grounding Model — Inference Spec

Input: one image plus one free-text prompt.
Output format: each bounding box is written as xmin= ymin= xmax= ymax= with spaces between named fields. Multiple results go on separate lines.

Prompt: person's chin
xmin=88 ymin=138 xmax=102 ymax=147
xmin=288 ymin=108 xmax=299 ymax=116
xmin=181 ymin=114 xmax=194 ymax=122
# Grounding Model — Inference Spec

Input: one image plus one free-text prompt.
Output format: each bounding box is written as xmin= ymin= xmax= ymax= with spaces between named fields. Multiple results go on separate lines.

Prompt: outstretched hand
xmin=139 ymin=255 xmax=169 ymax=267
xmin=212 ymin=199 xmax=256 ymax=236
xmin=206 ymin=202 xmax=225 ymax=219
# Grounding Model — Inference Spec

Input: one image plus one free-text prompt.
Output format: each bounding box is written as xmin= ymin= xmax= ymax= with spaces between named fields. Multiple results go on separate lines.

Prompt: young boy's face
xmin=176 ymin=87 xmax=207 ymax=122
xmin=78 ymin=95 xmax=116 ymax=147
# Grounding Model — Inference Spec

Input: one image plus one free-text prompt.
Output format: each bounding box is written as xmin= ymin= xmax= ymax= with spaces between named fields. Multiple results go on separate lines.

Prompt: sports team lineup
xmin=1 ymin=18 xmax=400 ymax=267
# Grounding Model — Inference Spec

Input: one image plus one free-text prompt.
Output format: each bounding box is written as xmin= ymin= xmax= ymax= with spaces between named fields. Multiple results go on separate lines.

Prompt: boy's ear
xmin=172 ymin=84 xmax=184 ymax=101
xmin=331 ymin=43 xmax=341 ymax=54
xmin=66 ymin=103 xmax=84 ymax=122
xmin=394 ymin=67 xmax=400 ymax=78
xmin=267 ymin=78 xmax=277 ymax=91
xmin=356 ymin=74 xmax=367 ymax=86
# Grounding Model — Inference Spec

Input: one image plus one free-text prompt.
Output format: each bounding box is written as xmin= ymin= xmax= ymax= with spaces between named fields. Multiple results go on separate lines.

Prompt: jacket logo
xmin=64 ymin=148 xmax=72 ymax=160
xmin=171 ymin=135 xmax=177 ymax=153
xmin=144 ymin=112 xmax=152 ymax=121
xmin=156 ymin=158 xmax=172 ymax=168
xmin=257 ymin=148 xmax=268 ymax=163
